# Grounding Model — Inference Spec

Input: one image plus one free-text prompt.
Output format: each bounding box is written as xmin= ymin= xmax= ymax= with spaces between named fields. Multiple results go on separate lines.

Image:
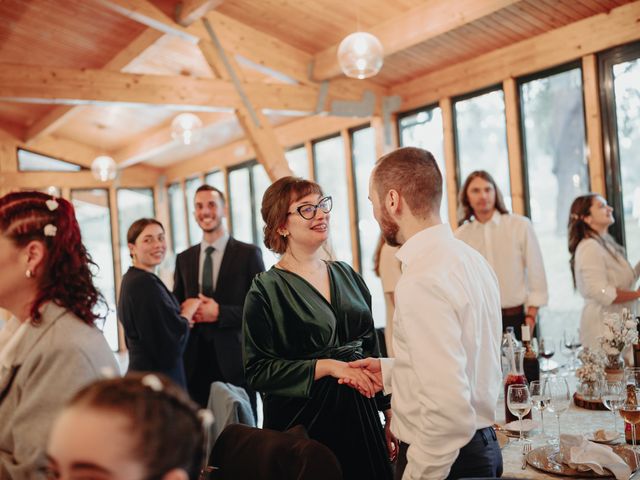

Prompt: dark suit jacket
xmin=173 ymin=237 xmax=264 ymax=400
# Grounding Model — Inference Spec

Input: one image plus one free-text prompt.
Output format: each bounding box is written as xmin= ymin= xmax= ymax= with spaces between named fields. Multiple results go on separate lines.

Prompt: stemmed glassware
xmin=507 ymin=384 xmax=532 ymax=445
xmin=539 ymin=337 xmax=556 ymax=372
xmin=545 ymin=376 xmax=571 ymax=449
xmin=601 ymin=380 xmax=625 ymax=437
xmin=620 ymin=403 xmax=640 ymax=465
xmin=530 ymin=380 xmax=550 ymax=439
xmin=563 ymin=330 xmax=582 ymax=371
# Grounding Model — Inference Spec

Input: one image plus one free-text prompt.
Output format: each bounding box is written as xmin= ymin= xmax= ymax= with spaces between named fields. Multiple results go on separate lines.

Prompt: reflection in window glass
xmin=71 ymin=189 xmax=118 ymax=351
xmin=454 ymin=90 xmax=512 ymax=210
xmin=168 ymin=183 xmax=188 ymax=255
xmin=398 ymin=107 xmax=448 ymax=221
xmin=520 ymin=68 xmax=589 ymax=337
xmin=117 ymin=189 xmax=155 ymax=277
xmin=351 ymin=127 xmax=385 ymax=327
xmin=18 ymin=149 xmax=82 ymax=172
xmin=228 ymin=167 xmax=253 ymax=243
xmin=251 ymin=164 xmax=278 ymax=268
xmin=314 ymin=136 xmax=353 ymax=264
xmin=185 ymin=177 xmax=203 ymax=247
xmin=285 ymin=146 xmax=310 ymax=179
xmin=205 ymin=170 xmax=225 ymax=192
xmin=612 ymin=57 xmax=640 ymax=264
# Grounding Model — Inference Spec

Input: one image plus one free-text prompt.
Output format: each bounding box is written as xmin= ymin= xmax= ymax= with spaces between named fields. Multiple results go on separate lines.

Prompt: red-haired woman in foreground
xmin=0 ymin=191 xmax=118 ymax=479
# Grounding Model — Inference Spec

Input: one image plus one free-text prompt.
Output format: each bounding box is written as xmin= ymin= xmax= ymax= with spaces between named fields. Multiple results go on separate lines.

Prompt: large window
xmin=71 ymin=189 xmax=118 ymax=351
xmin=454 ymin=88 xmax=512 ymax=210
xmin=117 ymin=188 xmax=155 ymax=276
xmin=520 ymin=66 xmax=589 ymax=336
xmin=313 ymin=136 xmax=353 ymax=264
xmin=285 ymin=146 xmax=310 ymax=179
xmin=398 ymin=106 xmax=447 ymax=221
xmin=18 ymin=149 xmax=82 ymax=172
xmin=185 ymin=176 xmax=203 ymax=246
xmin=351 ymin=126 xmax=385 ymax=327
xmin=601 ymin=43 xmax=640 ymax=265
xmin=205 ymin=170 xmax=225 ymax=192
xmin=251 ymin=163 xmax=278 ymax=268
xmin=168 ymin=183 xmax=188 ymax=255
xmin=228 ymin=166 xmax=254 ymax=244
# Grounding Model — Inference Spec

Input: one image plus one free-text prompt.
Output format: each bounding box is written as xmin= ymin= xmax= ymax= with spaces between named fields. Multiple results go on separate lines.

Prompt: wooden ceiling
xmin=0 ymin=0 xmax=637 ymax=174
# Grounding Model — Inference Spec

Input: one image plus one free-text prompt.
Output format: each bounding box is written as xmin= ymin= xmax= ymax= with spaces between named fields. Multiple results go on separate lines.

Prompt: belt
xmin=501 ymin=305 xmax=524 ymax=316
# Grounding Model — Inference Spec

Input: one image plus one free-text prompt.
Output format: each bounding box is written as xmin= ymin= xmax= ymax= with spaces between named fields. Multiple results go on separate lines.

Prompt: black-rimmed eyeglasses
xmin=288 ymin=196 xmax=332 ymax=220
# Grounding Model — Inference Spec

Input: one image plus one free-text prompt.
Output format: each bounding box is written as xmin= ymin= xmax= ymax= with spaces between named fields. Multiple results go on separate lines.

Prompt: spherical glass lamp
xmin=337 ymin=32 xmax=384 ymax=79
xmin=171 ymin=113 xmax=203 ymax=145
xmin=91 ymin=156 xmax=117 ymax=182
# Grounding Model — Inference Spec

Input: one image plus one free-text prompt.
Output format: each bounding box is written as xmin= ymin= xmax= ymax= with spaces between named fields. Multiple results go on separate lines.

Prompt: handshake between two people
xmin=335 ymin=358 xmax=384 ymax=399
xmin=180 ymin=294 xmax=220 ymax=327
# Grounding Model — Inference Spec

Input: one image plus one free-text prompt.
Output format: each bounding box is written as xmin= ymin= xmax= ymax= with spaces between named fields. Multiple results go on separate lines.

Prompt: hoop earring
xmin=25 ymin=269 xmax=33 ymax=279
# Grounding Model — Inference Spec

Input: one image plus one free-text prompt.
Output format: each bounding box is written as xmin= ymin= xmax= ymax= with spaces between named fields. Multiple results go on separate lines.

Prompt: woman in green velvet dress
xmin=243 ymin=177 xmax=395 ymax=480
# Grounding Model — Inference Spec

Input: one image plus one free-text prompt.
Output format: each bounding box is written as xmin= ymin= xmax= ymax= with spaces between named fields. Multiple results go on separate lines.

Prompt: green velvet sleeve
xmin=243 ymin=282 xmax=317 ymax=398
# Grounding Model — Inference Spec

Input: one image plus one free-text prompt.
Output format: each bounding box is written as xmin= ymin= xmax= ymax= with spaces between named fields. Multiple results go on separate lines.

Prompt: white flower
xmin=43 ymin=224 xmax=57 ymax=237
xmin=45 ymin=199 xmax=59 ymax=211
xmin=141 ymin=374 xmax=163 ymax=391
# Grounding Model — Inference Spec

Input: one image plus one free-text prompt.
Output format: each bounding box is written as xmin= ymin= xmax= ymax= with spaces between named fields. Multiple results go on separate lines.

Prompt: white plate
xmin=504 ymin=419 xmax=539 ymax=433
xmin=587 ymin=430 xmax=619 ymax=444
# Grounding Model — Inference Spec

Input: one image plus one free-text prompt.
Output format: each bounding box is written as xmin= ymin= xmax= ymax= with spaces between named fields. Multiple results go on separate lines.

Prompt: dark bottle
xmin=521 ymin=324 xmax=540 ymax=383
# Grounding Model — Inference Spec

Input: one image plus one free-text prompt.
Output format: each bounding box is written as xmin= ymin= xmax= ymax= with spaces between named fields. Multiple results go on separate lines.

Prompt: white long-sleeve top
xmin=455 ymin=211 xmax=548 ymax=309
xmin=575 ymin=237 xmax=640 ymax=349
xmin=380 ymin=224 xmax=502 ymax=480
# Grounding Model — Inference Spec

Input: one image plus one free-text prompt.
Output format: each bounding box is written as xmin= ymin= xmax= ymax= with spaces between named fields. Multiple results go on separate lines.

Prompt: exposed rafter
xmin=176 ymin=0 xmax=224 ymax=26
xmin=312 ymin=0 xmax=522 ymax=80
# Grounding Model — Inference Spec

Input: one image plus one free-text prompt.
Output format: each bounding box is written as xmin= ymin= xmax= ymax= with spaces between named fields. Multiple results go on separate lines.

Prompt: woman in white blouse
xmin=568 ymin=193 xmax=640 ymax=349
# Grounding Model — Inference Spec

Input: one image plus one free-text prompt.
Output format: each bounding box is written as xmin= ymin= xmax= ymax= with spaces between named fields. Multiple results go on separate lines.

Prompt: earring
xmin=278 ymin=229 xmax=289 ymax=238
xmin=25 ymin=269 xmax=33 ymax=279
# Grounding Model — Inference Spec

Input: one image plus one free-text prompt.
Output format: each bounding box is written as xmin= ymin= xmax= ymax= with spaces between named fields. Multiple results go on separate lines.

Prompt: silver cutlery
xmin=521 ymin=442 xmax=532 ymax=469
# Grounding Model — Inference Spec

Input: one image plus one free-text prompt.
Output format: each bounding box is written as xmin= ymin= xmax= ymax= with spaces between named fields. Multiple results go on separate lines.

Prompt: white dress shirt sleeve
xmin=396 ymin=278 xmax=477 ymax=480
xmin=576 ymin=239 xmax=617 ymax=305
xmin=380 ymin=357 xmax=394 ymax=394
xmin=522 ymin=218 xmax=548 ymax=307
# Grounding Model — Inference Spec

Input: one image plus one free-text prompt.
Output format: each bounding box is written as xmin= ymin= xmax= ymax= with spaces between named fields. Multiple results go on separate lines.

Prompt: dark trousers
xmin=395 ymin=427 xmax=503 ymax=480
xmin=501 ymin=305 xmax=532 ymax=342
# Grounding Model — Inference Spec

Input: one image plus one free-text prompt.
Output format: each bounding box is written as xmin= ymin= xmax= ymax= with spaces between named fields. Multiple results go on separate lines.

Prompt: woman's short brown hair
xmin=261 ymin=177 xmax=323 ymax=254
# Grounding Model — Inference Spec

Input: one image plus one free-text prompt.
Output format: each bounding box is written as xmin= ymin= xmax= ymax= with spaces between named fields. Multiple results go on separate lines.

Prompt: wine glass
xmin=620 ymin=403 xmax=640 ymax=465
xmin=601 ymin=380 xmax=625 ymax=437
xmin=507 ymin=384 xmax=532 ymax=444
xmin=563 ymin=330 xmax=581 ymax=371
xmin=539 ymin=337 xmax=556 ymax=372
xmin=545 ymin=376 xmax=571 ymax=449
xmin=530 ymin=380 xmax=550 ymax=439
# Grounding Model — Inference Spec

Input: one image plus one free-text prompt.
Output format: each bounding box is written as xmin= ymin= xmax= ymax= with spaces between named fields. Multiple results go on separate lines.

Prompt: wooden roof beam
xmin=0 ymin=64 xmax=320 ymax=113
xmin=25 ymin=28 xmax=164 ymax=144
xmin=312 ymin=0 xmax=522 ymax=81
xmin=176 ymin=0 xmax=225 ymax=26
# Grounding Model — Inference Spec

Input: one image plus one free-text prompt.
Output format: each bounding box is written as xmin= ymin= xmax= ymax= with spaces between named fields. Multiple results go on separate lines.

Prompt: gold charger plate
xmin=526 ymin=445 xmax=638 ymax=477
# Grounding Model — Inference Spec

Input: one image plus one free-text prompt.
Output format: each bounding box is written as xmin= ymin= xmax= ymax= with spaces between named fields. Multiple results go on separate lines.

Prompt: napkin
xmin=559 ymin=434 xmax=631 ymax=480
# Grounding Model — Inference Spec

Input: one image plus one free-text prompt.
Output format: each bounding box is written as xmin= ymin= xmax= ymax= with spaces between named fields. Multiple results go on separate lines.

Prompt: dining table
xmin=498 ymin=373 xmax=640 ymax=479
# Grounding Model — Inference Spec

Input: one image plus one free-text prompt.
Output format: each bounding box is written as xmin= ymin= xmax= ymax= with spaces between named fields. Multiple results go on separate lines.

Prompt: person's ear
xmin=24 ymin=241 xmax=46 ymax=277
xmin=128 ymin=242 xmax=136 ymax=259
xmin=386 ymin=190 xmax=400 ymax=215
xmin=161 ymin=468 xmax=188 ymax=480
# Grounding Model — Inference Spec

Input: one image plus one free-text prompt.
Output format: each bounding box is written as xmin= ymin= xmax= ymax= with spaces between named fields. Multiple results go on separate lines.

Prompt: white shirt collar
xmin=470 ymin=210 xmax=502 ymax=228
xmin=396 ymin=223 xmax=453 ymax=266
xmin=201 ymin=233 xmax=229 ymax=253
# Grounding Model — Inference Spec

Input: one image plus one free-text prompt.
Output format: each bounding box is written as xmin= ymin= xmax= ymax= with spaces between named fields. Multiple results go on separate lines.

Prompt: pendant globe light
xmin=91 ymin=155 xmax=117 ymax=182
xmin=337 ymin=31 xmax=384 ymax=79
xmin=171 ymin=113 xmax=203 ymax=145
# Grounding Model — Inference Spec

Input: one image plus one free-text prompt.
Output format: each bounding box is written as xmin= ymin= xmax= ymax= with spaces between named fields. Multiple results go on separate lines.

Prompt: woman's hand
xmin=180 ymin=298 xmax=201 ymax=323
xmin=383 ymin=410 xmax=399 ymax=462
xmin=316 ymin=359 xmax=378 ymax=398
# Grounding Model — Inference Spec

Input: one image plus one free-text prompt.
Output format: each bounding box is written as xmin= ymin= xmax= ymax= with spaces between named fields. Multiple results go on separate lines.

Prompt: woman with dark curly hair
xmin=243 ymin=177 xmax=394 ymax=480
xmin=568 ymin=193 xmax=640 ymax=349
xmin=46 ymin=373 xmax=207 ymax=480
xmin=0 ymin=191 xmax=118 ymax=479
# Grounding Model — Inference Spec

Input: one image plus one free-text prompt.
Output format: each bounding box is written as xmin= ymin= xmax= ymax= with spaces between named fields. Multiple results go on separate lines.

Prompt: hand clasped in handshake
xmin=337 ymin=357 xmax=384 ymax=398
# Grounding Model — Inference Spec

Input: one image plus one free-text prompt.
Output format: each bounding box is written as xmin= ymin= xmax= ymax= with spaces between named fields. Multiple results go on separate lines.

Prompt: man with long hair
xmin=456 ymin=170 xmax=548 ymax=340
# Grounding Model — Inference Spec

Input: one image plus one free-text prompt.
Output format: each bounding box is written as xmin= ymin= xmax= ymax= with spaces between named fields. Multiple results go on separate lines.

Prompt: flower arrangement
xmin=576 ymin=347 xmax=607 ymax=383
xmin=599 ymin=309 xmax=638 ymax=356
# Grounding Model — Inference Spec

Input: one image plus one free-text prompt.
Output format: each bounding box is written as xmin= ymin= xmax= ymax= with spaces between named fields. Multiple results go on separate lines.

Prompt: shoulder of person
xmin=227 ymin=236 xmax=261 ymax=254
xmin=175 ymin=244 xmax=199 ymax=261
xmin=576 ymin=237 xmax=606 ymax=256
xmin=123 ymin=267 xmax=160 ymax=289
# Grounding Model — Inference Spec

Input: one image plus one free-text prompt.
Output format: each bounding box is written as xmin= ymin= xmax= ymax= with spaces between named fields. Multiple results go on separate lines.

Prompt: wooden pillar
xmin=341 ymin=129 xmax=360 ymax=273
xmin=440 ymin=98 xmax=459 ymax=227
xmin=503 ymin=77 xmax=526 ymax=215
xmin=582 ymin=54 xmax=606 ymax=196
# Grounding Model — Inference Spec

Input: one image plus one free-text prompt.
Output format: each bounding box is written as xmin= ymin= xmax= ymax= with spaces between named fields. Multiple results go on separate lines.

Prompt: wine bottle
xmin=522 ymin=324 xmax=540 ymax=383
xmin=625 ymin=384 xmax=637 ymax=445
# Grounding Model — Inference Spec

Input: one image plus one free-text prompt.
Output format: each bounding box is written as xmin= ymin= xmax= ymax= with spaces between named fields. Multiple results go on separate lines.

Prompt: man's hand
xmin=338 ymin=357 xmax=383 ymax=394
xmin=193 ymin=293 xmax=219 ymax=323
xmin=384 ymin=410 xmax=399 ymax=462
xmin=180 ymin=298 xmax=201 ymax=326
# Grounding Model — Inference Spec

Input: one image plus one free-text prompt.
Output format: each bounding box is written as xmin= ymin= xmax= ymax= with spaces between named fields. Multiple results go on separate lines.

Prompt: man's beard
xmin=380 ymin=208 xmax=401 ymax=247
xmin=200 ymin=218 xmax=221 ymax=234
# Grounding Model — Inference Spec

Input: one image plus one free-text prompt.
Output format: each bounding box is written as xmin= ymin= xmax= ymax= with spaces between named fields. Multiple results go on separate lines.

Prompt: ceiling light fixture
xmin=171 ymin=113 xmax=203 ymax=145
xmin=337 ymin=31 xmax=384 ymax=79
xmin=91 ymin=155 xmax=117 ymax=182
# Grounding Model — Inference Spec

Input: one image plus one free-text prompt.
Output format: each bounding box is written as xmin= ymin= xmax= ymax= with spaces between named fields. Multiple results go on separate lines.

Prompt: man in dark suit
xmin=173 ymin=184 xmax=264 ymax=412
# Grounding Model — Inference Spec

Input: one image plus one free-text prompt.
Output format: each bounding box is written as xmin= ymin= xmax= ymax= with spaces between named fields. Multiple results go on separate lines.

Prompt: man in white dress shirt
xmin=348 ymin=147 xmax=503 ymax=480
xmin=456 ymin=170 xmax=548 ymax=340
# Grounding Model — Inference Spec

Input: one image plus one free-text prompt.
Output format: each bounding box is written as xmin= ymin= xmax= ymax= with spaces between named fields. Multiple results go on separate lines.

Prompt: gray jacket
xmin=0 ymin=303 xmax=119 ymax=479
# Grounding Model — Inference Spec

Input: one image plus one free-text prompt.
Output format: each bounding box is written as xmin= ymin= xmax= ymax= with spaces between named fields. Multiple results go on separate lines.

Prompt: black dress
xmin=118 ymin=266 xmax=190 ymax=388
xmin=243 ymin=261 xmax=393 ymax=480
